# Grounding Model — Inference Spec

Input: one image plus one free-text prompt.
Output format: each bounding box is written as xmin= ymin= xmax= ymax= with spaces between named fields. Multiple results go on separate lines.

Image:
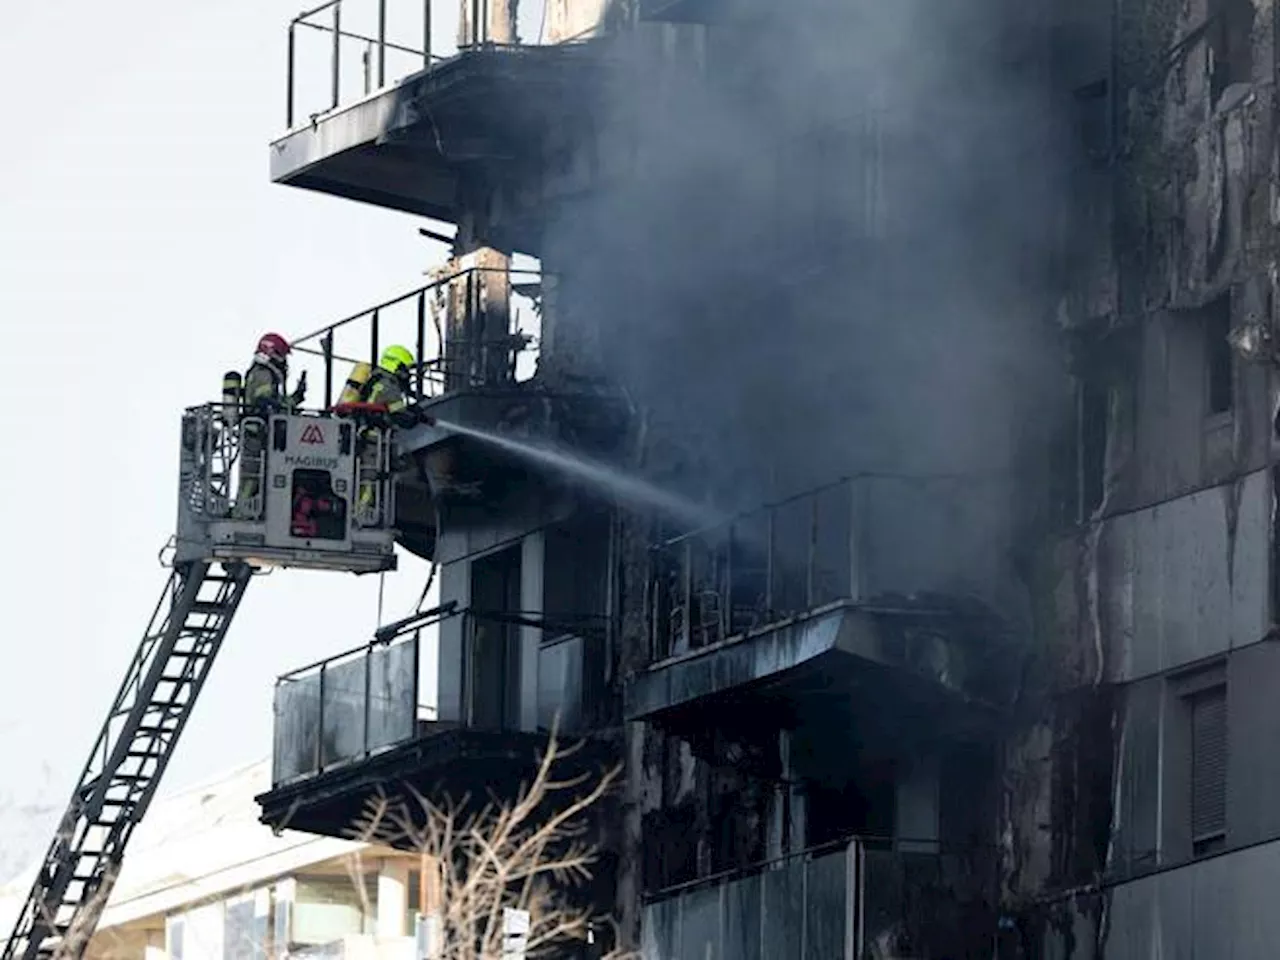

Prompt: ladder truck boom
xmin=2 ymin=403 xmax=399 ymax=960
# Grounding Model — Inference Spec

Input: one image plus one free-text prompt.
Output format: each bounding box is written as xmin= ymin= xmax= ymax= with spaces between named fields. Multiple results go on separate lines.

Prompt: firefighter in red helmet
xmin=236 ymin=333 xmax=308 ymax=511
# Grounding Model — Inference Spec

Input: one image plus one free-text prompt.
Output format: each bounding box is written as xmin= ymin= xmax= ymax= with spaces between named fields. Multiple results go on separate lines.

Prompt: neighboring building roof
xmin=0 ymin=760 xmax=367 ymax=935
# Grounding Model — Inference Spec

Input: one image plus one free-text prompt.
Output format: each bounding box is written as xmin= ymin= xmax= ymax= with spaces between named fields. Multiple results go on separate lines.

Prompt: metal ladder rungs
xmin=123 ymin=749 xmax=163 ymax=760
xmin=5 ymin=561 xmax=251 ymax=960
xmin=188 ymin=601 xmax=231 ymax=616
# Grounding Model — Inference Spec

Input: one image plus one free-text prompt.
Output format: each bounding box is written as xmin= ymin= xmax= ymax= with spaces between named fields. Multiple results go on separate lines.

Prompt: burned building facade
xmin=253 ymin=0 xmax=1280 ymax=956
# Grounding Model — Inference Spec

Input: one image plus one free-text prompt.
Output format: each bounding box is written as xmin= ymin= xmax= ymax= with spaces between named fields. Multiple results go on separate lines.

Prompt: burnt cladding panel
xmin=803 ymin=850 xmax=849 ymax=960
xmin=678 ymin=886 xmax=722 ymax=960
xmin=642 ymin=897 xmax=681 ymax=960
xmin=759 ymin=860 xmax=805 ymax=960
xmin=722 ymin=873 xmax=763 ymax=960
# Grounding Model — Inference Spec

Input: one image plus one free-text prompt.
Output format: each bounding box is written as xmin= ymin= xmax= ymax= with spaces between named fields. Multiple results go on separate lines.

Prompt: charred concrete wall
xmin=543 ymin=0 xmax=1068 ymax=950
xmin=1003 ymin=1 xmax=1280 ymax=956
xmin=423 ymin=0 xmax=1280 ymax=953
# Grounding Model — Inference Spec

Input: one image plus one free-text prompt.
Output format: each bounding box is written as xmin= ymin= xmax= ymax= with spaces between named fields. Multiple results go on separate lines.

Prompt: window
xmin=1189 ymin=685 xmax=1228 ymax=855
xmin=292 ymin=876 xmax=375 ymax=945
xmin=224 ymin=896 xmax=262 ymax=960
xmin=1205 ymin=294 xmax=1234 ymax=416
xmin=167 ymin=916 xmax=185 ymax=960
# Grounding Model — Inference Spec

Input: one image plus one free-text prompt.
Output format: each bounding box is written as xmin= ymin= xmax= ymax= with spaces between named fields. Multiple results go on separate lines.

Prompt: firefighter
xmin=237 ymin=332 xmax=307 ymax=511
xmin=356 ymin=344 xmax=415 ymax=517
xmin=361 ymin=344 xmax=414 ymax=414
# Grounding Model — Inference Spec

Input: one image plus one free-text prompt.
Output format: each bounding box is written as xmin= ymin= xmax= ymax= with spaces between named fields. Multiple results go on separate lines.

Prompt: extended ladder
xmin=1 ymin=560 xmax=252 ymax=960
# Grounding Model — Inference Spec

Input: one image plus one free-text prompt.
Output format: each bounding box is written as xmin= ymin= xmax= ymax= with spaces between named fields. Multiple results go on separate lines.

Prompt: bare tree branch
xmin=342 ymin=727 xmax=635 ymax=960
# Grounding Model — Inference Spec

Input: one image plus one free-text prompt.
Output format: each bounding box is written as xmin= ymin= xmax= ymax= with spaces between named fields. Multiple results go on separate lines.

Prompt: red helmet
xmin=257 ymin=333 xmax=290 ymax=360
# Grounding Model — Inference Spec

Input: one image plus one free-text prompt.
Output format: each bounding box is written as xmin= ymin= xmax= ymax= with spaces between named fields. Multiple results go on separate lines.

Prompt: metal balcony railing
xmin=270 ymin=606 xmax=591 ymax=787
xmin=647 ymin=476 xmax=866 ymax=663
xmin=642 ymin=837 xmax=996 ymax=959
xmin=285 ymin=264 xmax=542 ymax=412
xmin=284 ymin=0 xmax=601 ymax=129
xmin=645 ymin=472 xmax=1001 ymax=664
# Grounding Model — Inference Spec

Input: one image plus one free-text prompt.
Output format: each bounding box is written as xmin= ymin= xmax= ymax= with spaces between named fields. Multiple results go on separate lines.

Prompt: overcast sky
xmin=0 ymin=0 xmax=556 ymax=882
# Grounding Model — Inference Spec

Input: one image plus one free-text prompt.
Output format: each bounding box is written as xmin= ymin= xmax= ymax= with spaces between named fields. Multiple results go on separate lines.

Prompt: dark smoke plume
xmin=547 ymin=0 xmax=1073 ymax=616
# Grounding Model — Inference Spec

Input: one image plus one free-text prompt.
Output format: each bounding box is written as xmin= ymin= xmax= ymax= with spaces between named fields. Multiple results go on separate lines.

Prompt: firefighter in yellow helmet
xmin=356 ymin=345 xmax=415 ymax=517
xmin=362 ymin=344 xmax=414 ymax=413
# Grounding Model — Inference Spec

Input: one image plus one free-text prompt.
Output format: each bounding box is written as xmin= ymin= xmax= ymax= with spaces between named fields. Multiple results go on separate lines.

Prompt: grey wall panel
xmin=1105 ymin=841 xmax=1280 ymax=959
xmin=1226 ymin=642 xmax=1280 ymax=847
xmin=1103 ymin=470 xmax=1269 ymax=682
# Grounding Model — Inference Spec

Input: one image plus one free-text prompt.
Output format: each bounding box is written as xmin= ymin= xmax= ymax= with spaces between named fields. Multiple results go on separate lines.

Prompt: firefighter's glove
xmin=391 ymin=409 xmax=418 ymax=429
xmin=290 ymin=372 xmax=308 ymax=407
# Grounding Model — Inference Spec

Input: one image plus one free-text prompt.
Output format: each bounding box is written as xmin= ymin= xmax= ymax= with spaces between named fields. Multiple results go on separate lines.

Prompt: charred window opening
xmin=542 ymin=513 xmax=611 ymax=728
xmin=642 ymin=805 xmax=698 ymax=893
xmin=1049 ymin=689 xmax=1116 ymax=885
xmin=1188 ymin=684 xmax=1228 ymax=856
xmin=469 ymin=545 xmax=523 ymax=732
xmin=1205 ymin=294 xmax=1234 ymax=416
xmin=1209 ymin=0 xmax=1254 ymax=105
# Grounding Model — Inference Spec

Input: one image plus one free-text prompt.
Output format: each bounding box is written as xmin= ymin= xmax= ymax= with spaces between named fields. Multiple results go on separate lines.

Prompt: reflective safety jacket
xmin=360 ymin=369 xmax=408 ymax=414
xmin=244 ymin=360 xmax=298 ymax=414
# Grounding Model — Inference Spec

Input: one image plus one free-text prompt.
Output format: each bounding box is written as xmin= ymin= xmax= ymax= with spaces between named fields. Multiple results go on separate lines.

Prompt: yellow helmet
xmin=379 ymin=344 xmax=414 ymax=375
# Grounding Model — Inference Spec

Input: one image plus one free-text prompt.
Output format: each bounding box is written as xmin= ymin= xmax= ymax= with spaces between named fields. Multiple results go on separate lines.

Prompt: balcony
xmin=274 ymin=0 xmax=612 ymax=245
xmin=286 ymin=259 xmax=631 ymax=561
xmin=258 ymin=605 xmax=610 ymax=837
xmin=624 ymin=476 xmax=1010 ymax=736
xmin=642 ymin=838 xmax=996 ymax=959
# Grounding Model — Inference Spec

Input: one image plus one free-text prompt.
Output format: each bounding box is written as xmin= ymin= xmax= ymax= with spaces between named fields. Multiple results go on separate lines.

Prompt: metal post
xmin=331 ymin=2 xmax=342 ymax=110
xmin=377 ymin=0 xmax=388 ymax=87
xmin=287 ymin=22 xmax=297 ymax=128
xmin=362 ymin=647 xmax=372 ymax=759
xmin=424 ymin=0 xmax=432 ymax=65
xmin=765 ymin=510 xmax=776 ymax=614
xmin=471 ymin=0 xmax=481 ymax=45
xmin=646 ymin=548 xmax=658 ymax=660
xmin=322 ymin=330 xmax=334 ymax=410
xmin=806 ymin=494 xmax=818 ymax=608
xmin=724 ymin=523 xmax=734 ymax=638
xmin=847 ymin=478 xmax=863 ymax=602
xmin=682 ymin=540 xmax=693 ymax=652
xmin=411 ymin=629 xmax=421 ymax=738
xmin=363 ymin=43 xmax=372 ymax=96
xmin=416 ymin=292 xmax=427 ymax=400
xmin=462 ymin=614 xmax=472 ymax=726
xmin=370 ymin=309 xmax=380 ymax=364
xmin=315 ymin=665 xmax=326 ymax=774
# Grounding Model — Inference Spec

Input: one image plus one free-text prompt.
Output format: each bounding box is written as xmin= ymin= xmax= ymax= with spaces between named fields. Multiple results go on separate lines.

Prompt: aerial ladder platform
xmin=2 ymin=399 xmax=400 ymax=960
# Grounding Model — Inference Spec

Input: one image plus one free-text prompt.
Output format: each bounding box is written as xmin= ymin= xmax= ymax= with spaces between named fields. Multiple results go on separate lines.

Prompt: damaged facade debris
xmin=253 ymin=0 xmax=1280 ymax=956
